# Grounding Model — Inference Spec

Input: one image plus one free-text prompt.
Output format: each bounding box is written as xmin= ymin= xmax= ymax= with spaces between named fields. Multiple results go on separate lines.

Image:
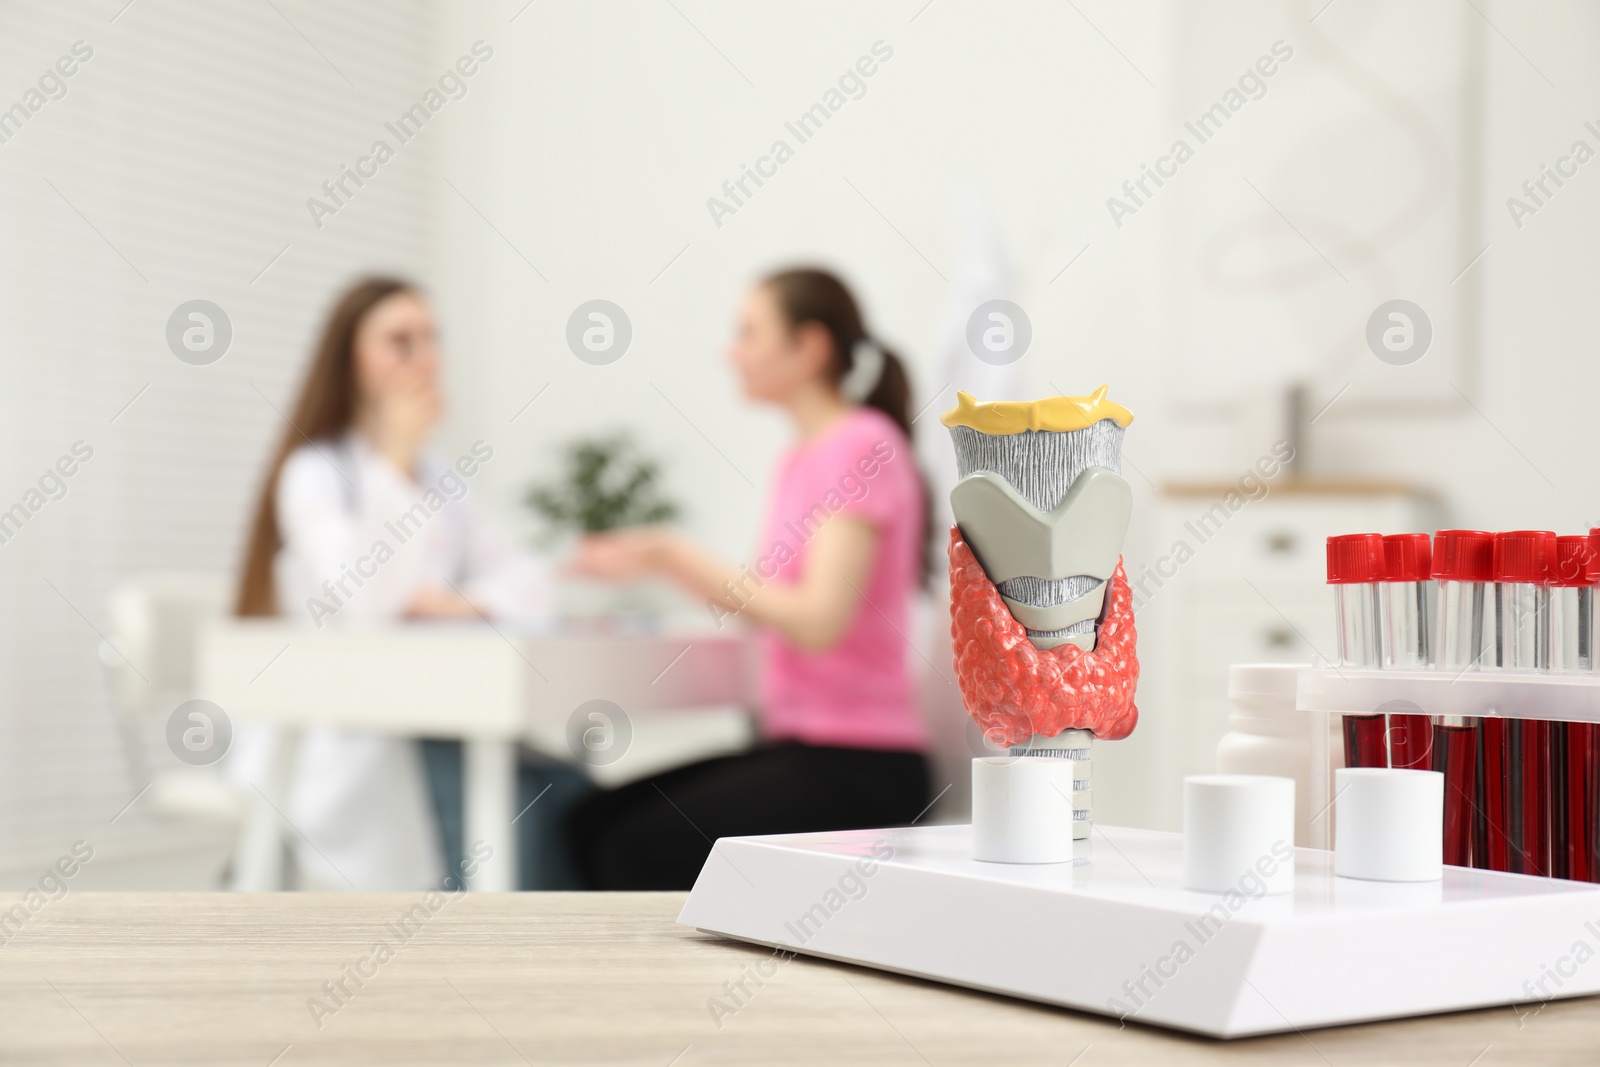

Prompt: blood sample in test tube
xmin=1480 ymin=712 xmax=1512 ymax=872
xmin=1495 ymin=530 xmax=1556 ymax=877
xmin=1432 ymin=529 xmax=1494 ymax=869
xmin=1572 ymin=716 xmax=1600 ymax=882
xmin=1328 ymin=533 xmax=1387 ymax=768
xmin=1382 ymin=533 xmax=1434 ymax=770
xmin=1583 ymin=723 xmax=1600 ymax=883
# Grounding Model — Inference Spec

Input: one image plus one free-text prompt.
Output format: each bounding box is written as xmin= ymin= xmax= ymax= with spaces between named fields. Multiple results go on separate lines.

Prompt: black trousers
xmin=569 ymin=741 xmax=931 ymax=890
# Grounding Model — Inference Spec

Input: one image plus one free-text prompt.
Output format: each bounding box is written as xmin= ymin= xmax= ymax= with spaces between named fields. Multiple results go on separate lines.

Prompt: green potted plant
xmin=524 ymin=433 xmax=679 ymax=537
xmin=524 ymin=434 xmax=680 ymax=619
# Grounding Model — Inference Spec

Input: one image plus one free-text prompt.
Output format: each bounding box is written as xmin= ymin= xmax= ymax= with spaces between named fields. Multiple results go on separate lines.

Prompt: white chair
xmin=101 ymin=572 xmax=243 ymax=888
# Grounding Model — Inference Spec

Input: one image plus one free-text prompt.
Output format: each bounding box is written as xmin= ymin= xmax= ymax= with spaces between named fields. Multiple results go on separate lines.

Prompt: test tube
xmin=1431 ymin=529 xmax=1493 ymax=869
xmin=1577 ymin=540 xmax=1600 ymax=881
xmin=1495 ymin=530 xmax=1555 ymax=877
xmin=1582 ymin=531 xmax=1600 ymax=882
xmin=1381 ymin=533 xmax=1434 ymax=769
xmin=1328 ymin=533 xmax=1386 ymax=767
xmin=1551 ymin=534 xmax=1597 ymax=880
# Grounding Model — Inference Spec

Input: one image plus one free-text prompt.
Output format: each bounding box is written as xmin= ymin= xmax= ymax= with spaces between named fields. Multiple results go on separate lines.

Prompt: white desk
xmin=196 ymin=620 xmax=754 ymax=891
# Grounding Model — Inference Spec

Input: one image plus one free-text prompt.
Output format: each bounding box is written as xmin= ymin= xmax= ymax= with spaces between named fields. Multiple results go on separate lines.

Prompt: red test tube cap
xmin=1589 ymin=528 xmax=1600 ymax=583
xmin=1327 ymin=533 xmax=1385 ymax=584
xmin=1432 ymin=529 xmax=1494 ymax=582
xmin=1553 ymin=535 xmax=1596 ymax=587
xmin=1493 ymin=530 xmax=1556 ymax=584
xmin=1382 ymin=533 xmax=1432 ymax=582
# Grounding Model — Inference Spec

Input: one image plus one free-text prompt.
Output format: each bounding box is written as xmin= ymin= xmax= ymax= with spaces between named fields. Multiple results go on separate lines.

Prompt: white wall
xmin=430 ymin=0 xmax=1168 ymax=547
xmin=0 ymin=0 xmax=442 ymax=844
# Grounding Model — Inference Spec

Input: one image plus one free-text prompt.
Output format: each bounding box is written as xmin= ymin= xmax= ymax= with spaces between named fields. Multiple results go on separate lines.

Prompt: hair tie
xmin=841 ymin=338 xmax=886 ymax=402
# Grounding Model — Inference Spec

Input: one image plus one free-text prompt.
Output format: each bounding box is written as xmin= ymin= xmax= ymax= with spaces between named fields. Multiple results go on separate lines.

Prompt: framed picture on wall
xmin=1159 ymin=1 xmax=1485 ymax=419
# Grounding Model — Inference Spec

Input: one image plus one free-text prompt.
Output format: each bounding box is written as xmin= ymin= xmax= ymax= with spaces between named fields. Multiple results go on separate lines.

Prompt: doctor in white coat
xmin=230 ymin=277 xmax=549 ymax=890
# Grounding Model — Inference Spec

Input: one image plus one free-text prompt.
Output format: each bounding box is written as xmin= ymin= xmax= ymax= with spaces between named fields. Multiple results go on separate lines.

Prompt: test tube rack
xmin=1298 ymin=666 xmax=1600 ymax=862
xmin=1300 ymin=666 xmax=1600 ymax=725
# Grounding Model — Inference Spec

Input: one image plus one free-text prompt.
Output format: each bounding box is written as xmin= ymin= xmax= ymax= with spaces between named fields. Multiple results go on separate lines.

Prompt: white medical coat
xmin=230 ymin=431 xmax=549 ymax=889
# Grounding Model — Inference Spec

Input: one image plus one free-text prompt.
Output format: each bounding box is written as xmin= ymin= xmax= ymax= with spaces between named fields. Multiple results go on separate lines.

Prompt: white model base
xmin=678 ymin=823 xmax=1600 ymax=1038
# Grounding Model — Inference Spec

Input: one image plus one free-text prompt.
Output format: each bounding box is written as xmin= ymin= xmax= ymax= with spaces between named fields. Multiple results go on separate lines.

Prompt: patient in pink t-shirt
xmin=570 ymin=268 xmax=932 ymax=889
xmin=756 ymin=405 xmax=927 ymax=751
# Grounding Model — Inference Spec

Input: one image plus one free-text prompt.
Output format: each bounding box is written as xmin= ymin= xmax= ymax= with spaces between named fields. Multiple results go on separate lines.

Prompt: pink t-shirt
xmin=756 ymin=407 xmax=928 ymax=752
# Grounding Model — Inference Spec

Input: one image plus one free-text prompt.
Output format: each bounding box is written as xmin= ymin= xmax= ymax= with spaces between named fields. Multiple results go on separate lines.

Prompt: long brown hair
xmin=762 ymin=267 xmax=933 ymax=585
xmin=234 ymin=277 xmax=414 ymax=616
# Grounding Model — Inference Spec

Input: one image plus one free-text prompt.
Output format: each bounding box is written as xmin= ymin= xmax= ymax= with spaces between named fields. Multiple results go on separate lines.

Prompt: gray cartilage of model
xmin=948 ymin=417 xmax=1128 ymax=652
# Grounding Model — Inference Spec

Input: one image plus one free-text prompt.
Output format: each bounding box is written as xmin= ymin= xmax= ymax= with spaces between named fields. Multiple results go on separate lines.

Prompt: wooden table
xmin=3 ymin=892 xmax=1594 ymax=1065
xmin=197 ymin=621 xmax=753 ymax=891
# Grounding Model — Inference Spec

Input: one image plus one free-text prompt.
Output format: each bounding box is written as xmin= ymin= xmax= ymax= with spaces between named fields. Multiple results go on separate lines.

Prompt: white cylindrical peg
xmin=1183 ymin=775 xmax=1296 ymax=895
xmin=1334 ymin=767 xmax=1444 ymax=882
xmin=971 ymin=757 xmax=1078 ymax=863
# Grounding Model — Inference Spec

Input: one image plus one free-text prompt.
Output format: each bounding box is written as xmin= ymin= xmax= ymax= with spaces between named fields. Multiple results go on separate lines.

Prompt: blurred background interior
xmin=2 ymin=0 xmax=1596 ymax=890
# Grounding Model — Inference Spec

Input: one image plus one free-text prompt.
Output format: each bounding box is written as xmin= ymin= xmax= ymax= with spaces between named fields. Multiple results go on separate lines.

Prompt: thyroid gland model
xmin=943 ymin=387 xmax=1139 ymax=863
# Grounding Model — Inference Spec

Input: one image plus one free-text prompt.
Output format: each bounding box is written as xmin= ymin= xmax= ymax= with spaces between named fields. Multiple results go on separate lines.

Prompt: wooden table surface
xmin=2 ymin=892 xmax=1594 ymax=1066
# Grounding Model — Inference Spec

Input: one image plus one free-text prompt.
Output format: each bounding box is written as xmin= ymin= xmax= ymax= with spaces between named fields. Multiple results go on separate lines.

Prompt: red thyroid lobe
xmin=948 ymin=527 xmax=1139 ymax=745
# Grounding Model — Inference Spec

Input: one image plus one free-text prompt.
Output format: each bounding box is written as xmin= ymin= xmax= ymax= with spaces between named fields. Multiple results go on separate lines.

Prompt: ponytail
xmin=858 ymin=342 xmax=914 ymax=443
xmin=762 ymin=268 xmax=934 ymax=586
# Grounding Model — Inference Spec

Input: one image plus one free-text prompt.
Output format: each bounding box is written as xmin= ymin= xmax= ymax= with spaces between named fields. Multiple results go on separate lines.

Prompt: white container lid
xmin=1228 ymin=662 xmax=1305 ymax=703
xmin=1228 ymin=663 xmax=1311 ymax=734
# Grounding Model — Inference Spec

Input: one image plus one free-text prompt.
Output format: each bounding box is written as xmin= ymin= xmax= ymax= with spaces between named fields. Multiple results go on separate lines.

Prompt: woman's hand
xmin=403 ymin=584 xmax=482 ymax=620
xmin=363 ymin=381 xmax=442 ymax=475
xmin=574 ymin=518 xmax=878 ymax=651
xmin=571 ymin=528 xmax=677 ymax=582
